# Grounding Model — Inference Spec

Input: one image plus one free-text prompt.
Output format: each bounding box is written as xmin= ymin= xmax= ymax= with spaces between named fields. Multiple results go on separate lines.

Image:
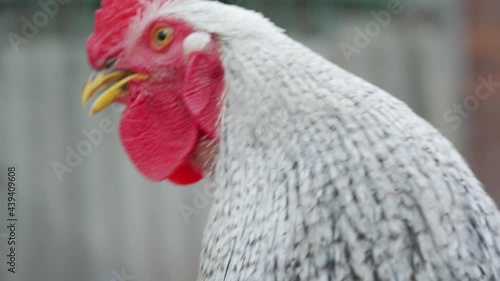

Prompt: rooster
xmin=81 ymin=0 xmax=500 ymax=280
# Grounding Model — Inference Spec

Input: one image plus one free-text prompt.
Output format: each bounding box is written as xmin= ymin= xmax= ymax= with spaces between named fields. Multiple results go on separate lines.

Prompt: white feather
xmin=183 ymin=32 xmax=211 ymax=55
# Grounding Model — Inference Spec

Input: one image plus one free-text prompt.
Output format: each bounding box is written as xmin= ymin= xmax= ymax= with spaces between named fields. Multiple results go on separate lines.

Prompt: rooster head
xmin=81 ymin=0 xmax=225 ymax=185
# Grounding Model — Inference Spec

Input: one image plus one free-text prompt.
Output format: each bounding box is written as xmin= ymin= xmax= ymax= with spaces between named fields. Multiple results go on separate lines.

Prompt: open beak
xmin=81 ymin=69 xmax=149 ymax=116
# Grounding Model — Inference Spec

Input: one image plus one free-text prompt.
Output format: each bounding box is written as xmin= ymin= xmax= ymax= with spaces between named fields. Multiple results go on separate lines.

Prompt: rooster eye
xmin=151 ymin=26 xmax=173 ymax=51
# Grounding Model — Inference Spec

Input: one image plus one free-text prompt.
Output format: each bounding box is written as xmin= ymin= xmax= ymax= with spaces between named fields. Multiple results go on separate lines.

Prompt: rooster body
xmin=82 ymin=1 xmax=500 ymax=280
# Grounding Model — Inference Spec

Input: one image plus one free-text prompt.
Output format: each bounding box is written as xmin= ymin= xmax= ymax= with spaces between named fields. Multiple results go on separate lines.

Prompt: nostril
xmin=104 ymin=57 xmax=117 ymax=69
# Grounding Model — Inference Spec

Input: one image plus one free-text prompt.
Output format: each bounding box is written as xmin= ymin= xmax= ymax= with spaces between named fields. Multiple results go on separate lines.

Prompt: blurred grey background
xmin=0 ymin=0 xmax=499 ymax=280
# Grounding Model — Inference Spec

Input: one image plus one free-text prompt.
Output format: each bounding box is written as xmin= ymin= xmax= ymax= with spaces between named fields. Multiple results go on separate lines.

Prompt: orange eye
xmin=151 ymin=26 xmax=173 ymax=51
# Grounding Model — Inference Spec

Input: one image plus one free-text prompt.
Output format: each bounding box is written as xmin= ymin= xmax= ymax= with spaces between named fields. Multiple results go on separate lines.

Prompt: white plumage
xmin=146 ymin=1 xmax=500 ymax=280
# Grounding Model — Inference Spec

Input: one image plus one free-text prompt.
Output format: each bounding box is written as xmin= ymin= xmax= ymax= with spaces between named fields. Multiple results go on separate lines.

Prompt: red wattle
xmin=167 ymin=162 xmax=203 ymax=185
xmin=119 ymin=88 xmax=199 ymax=183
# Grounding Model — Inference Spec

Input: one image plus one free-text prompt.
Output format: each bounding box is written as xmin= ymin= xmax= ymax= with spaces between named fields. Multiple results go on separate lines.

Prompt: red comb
xmin=87 ymin=0 xmax=154 ymax=69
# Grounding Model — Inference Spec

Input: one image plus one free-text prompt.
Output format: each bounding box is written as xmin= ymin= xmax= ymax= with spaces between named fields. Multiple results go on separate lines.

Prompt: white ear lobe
xmin=183 ymin=32 xmax=212 ymax=55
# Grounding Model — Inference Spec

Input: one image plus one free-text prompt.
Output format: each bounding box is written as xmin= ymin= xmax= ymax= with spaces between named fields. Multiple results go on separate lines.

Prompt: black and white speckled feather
xmin=157 ymin=1 xmax=500 ymax=280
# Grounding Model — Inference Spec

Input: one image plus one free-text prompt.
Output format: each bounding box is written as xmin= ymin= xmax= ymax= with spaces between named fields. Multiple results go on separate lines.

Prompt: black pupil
xmin=157 ymin=30 xmax=167 ymax=41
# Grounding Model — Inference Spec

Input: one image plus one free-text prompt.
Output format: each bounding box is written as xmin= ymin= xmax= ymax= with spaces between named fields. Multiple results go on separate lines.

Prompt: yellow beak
xmin=81 ymin=70 xmax=150 ymax=116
